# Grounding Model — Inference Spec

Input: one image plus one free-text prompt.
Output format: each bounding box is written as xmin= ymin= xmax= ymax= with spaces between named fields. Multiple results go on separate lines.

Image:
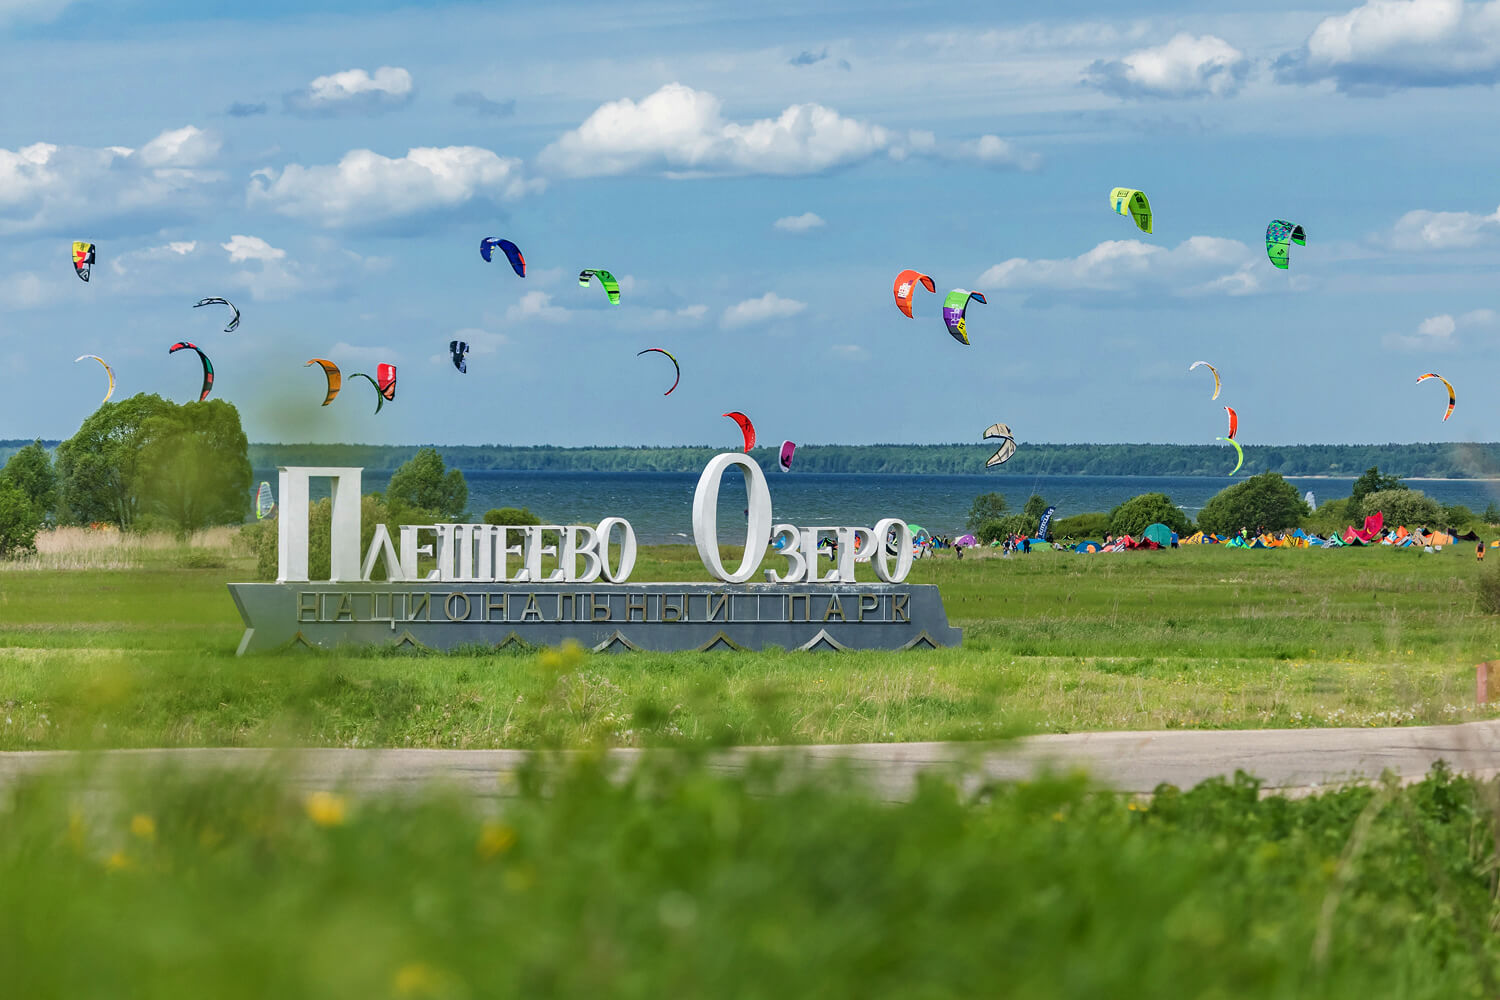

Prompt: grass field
xmin=2 ymin=529 xmax=1497 ymax=749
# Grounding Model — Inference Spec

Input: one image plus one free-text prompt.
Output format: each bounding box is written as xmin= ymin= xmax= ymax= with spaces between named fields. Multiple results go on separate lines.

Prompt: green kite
xmin=579 ymin=269 xmax=621 ymax=304
xmin=1265 ymin=220 xmax=1305 ymax=269
xmin=1216 ymin=436 xmax=1244 ymax=476
xmin=1110 ymin=188 xmax=1151 ymax=234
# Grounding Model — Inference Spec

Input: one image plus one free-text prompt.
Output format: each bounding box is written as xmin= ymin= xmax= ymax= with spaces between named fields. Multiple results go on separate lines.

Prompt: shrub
xmin=1050 ymin=512 xmax=1110 ymax=540
xmin=965 ymin=492 xmax=1008 ymax=532
xmin=977 ymin=514 xmax=1033 ymax=545
xmin=0 ymin=481 xmax=42 ymax=559
xmin=484 ymin=507 xmax=542 ymax=526
xmin=1108 ymin=493 xmax=1191 ymax=538
xmin=1362 ymin=489 xmax=1442 ymax=529
xmin=1198 ymin=473 xmax=1308 ymax=536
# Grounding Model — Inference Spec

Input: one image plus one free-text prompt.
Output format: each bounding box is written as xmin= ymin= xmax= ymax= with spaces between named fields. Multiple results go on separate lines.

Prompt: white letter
xmin=564 ymin=525 xmax=602 ymax=583
xmin=692 ymin=453 xmax=772 ymax=584
xmin=597 ymin=517 xmax=637 ymax=583
xmin=872 ymin=518 xmax=913 ymax=583
xmin=764 ymin=523 xmax=807 ymax=583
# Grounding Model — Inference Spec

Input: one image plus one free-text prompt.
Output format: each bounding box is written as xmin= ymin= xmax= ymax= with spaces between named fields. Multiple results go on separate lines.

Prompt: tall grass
xmin=0 ymin=525 xmax=240 ymax=572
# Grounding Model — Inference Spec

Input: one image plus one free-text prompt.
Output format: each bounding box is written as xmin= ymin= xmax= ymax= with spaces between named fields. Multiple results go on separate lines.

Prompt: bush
xmin=0 ymin=440 xmax=57 ymax=522
xmin=1301 ymin=497 xmax=1350 ymax=536
xmin=1050 ymin=512 xmax=1110 ymax=540
xmin=387 ymin=447 xmax=468 ymax=522
xmin=484 ymin=507 xmax=542 ymax=526
xmin=1198 ymin=473 xmax=1309 ymax=536
xmin=1108 ymin=493 xmax=1191 ymax=538
xmin=1362 ymin=489 xmax=1442 ymax=529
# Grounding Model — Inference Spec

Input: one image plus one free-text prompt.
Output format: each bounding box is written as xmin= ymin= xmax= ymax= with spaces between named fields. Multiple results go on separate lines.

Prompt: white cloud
xmin=1278 ymin=0 xmax=1500 ymax=91
xmin=221 ymin=234 xmax=285 ymax=263
xmin=978 ymin=237 xmax=1264 ymax=301
xmin=951 ymin=134 xmax=1043 ymax=171
xmin=540 ymin=83 xmax=906 ymax=177
xmin=328 ymin=341 xmax=401 ymax=363
xmin=774 ymin=212 xmax=825 ymax=232
xmin=285 ymin=66 xmax=415 ymax=114
xmin=246 ymin=146 xmax=541 ymax=227
xmin=506 ymin=290 xmax=569 ymax=324
xmin=1388 ymin=206 xmax=1500 ymax=249
xmin=0 ymin=127 xmax=222 ymax=235
xmin=721 ymin=292 xmax=807 ymax=328
xmin=1384 ymin=308 xmax=1498 ymax=349
xmin=830 ymin=344 xmax=870 ymax=361
xmin=1085 ymin=33 xmax=1250 ymax=98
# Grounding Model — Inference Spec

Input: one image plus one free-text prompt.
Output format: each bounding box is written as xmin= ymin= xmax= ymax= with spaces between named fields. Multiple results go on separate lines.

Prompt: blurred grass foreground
xmin=1 ymin=756 xmax=1498 ymax=997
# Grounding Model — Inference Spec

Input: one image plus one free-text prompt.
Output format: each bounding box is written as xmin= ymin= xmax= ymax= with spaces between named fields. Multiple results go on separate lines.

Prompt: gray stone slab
xmin=227 ymin=581 xmax=962 ymax=654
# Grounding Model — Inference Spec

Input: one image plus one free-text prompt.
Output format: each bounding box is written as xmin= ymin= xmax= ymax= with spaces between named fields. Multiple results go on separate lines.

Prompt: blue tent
xmin=1073 ymin=540 xmax=1102 ymax=554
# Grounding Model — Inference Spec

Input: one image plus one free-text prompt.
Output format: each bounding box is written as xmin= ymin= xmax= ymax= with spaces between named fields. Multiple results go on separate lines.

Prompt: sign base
xmin=228 ymin=582 xmax=962 ymax=654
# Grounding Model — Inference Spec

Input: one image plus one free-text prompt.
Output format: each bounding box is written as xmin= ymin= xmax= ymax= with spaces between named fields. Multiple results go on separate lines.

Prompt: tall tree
xmin=1349 ymin=466 xmax=1405 ymax=509
xmin=55 ymin=394 xmax=174 ymax=528
xmin=385 ymin=447 xmax=468 ymax=521
xmin=136 ymin=400 xmax=252 ymax=532
xmin=0 ymin=440 xmax=57 ymax=522
xmin=1198 ymin=473 xmax=1310 ymax=536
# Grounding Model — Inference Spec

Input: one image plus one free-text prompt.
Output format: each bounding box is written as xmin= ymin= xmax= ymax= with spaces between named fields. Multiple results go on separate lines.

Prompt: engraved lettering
xmin=591 ymin=593 xmax=612 ymax=622
xmin=707 ymin=592 xmax=728 ymax=622
xmin=407 ymin=592 xmax=430 ymax=622
xmin=333 ymin=592 xmax=355 ymax=621
xmin=822 ymin=595 xmax=846 ymax=622
xmin=858 ymin=594 xmax=879 ymax=621
xmin=522 ymin=594 xmax=543 ymax=622
xmin=662 ymin=594 xmax=684 ymax=622
xmin=298 ymin=591 xmax=318 ymax=623
xmin=893 ymin=594 xmax=910 ymax=622
xmin=626 ymin=593 xmax=647 ymax=622
xmin=444 ymin=592 xmax=471 ymax=621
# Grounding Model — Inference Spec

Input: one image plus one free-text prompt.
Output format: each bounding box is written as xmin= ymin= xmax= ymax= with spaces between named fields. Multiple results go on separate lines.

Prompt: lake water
xmin=252 ymin=469 xmax=1500 ymax=545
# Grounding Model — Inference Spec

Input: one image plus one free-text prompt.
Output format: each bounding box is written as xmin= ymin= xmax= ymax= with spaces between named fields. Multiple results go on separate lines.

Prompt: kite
xmin=1416 ymin=373 xmax=1455 ymax=421
xmin=893 ymin=269 xmax=937 ymax=318
xmin=1188 ymin=360 xmax=1220 ymax=400
xmin=255 ymin=481 xmax=276 ymax=520
xmin=942 ymin=290 xmax=986 ymax=345
xmin=193 ymin=297 xmax=241 ymax=333
xmin=305 ymin=359 xmax=341 ymax=406
xmin=1265 ymin=220 xmax=1306 ymax=270
xmin=72 ymin=242 xmax=96 ymax=282
xmin=450 ymin=340 xmax=469 ymax=374
xmin=779 ymin=440 xmax=796 ymax=473
xmin=376 ymin=363 xmax=397 ymax=402
xmin=479 ymin=237 xmax=526 ymax=277
xmin=1109 ymin=188 xmax=1152 ymax=234
xmin=983 ymin=423 xmax=1016 ymax=468
xmin=636 ymin=348 xmax=680 ymax=395
xmin=347 ymin=373 xmax=385 ymax=414
xmin=73 ymin=354 xmax=115 ymax=404
xmin=1217 ymin=436 xmax=1244 ymax=476
xmin=168 ymin=342 xmax=214 ymax=401
xmin=579 ymin=269 xmax=621 ymax=304
xmin=1224 ymin=405 xmax=1239 ymax=440
xmin=723 ymin=411 xmax=755 ymax=452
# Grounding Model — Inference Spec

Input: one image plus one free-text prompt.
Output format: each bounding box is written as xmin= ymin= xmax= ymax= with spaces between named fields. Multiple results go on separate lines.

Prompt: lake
xmin=251 ymin=469 xmax=1500 ymax=545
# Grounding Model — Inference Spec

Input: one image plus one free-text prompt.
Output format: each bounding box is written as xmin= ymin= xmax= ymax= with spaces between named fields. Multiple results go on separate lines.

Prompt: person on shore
xmin=1479 ymin=542 xmax=1486 ymax=563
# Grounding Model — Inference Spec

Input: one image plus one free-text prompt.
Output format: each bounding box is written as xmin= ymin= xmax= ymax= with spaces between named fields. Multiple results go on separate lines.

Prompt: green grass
xmin=1 ymin=540 xmax=1497 ymax=749
xmin=1 ymin=758 xmax=1497 ymax=997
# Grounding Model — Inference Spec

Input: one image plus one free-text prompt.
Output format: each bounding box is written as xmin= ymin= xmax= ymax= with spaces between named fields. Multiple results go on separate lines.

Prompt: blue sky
xmin=4 ymin=0 xmax=1500 ymax=448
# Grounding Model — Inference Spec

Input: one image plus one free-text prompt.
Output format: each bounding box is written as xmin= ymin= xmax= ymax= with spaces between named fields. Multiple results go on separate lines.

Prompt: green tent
xmin=1141 ymin=523 xmax=1174 ymax=548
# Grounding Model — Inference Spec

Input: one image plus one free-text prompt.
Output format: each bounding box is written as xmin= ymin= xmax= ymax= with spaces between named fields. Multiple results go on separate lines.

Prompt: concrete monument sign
xmin=228 ymin=455 xmax=961 ymax=653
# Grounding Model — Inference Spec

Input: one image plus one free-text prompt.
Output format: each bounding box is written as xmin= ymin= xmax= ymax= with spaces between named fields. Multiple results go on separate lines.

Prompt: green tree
xmin=1301 ymin=497 xmax=1351 ymax=536
xmin=1108 ymin=493 xmax=1191 ymax=538
xmin=0 ymin=440 xmax=57 ymax=522
xmin=1021 ymin=495 xmax=1049 ymax=534
xmin=0 ymin=480 xmax=42 ymax=558
xmin=1349 ymin=466 xmax=1405 ymax=509
xmin=1198 ymin=473 xmax=1309 ymax=536
xmin=1361 ymin=489 xmax=1442 ymax=529
xmin=965 ymin=492 xmax=1008 ymax=532
xmin=386 ymin=448 xmax=468 ymax=522
xmin=1484 ymin=503 xmax=1500 ymax=526
xmin=977 ymin=514 xmax=1033 ymax=545
xmin=484 ymin=507 xmax=541 ymax=526
xmin=55 ymin=394 xmax=174 ymax=528
xmin=135 ymin=400 xmax=252 ymax=532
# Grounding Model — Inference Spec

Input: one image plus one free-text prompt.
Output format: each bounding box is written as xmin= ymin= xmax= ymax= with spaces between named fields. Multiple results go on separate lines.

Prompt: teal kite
xmin=1265 ymin=220 xmax=1305 ymax=269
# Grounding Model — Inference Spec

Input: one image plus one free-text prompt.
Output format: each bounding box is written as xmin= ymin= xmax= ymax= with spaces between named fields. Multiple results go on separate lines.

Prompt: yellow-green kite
xmin=1110 ymin=188 xmax=1151 ymax=234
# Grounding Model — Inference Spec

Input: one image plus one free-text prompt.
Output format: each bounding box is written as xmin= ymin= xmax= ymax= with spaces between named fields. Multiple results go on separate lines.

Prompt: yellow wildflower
xmin=477 ymin=820 xmax=517 ymax=859
xmin=105 ymin=850 xmax=133 ymax=872
xmin=130 ymin=814 xmax=156 ymax=841
xmin=393 ymin=961 xmax=446 ymax=997
xmin=304 ymin=791 xmax=348 ymax=827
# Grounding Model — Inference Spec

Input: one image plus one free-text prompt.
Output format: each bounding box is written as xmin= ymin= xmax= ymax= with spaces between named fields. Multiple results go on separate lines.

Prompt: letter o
xmin=692 ymin=453 xmax=773 ymax=583
xmin=596 ymin=517 xmax=637 ymax=583
xmin=444 ymin=592 xmax=472 ymax=621
xmin=872 ymin=518 xmax=913 ymax=583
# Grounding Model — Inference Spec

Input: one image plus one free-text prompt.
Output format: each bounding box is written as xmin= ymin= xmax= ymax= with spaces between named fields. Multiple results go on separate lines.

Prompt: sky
xmin=3 ymin=0 xmax=1500 ymax=448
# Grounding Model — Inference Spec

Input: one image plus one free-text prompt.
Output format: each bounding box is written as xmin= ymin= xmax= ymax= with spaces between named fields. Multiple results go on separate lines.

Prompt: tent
xmin=1074 ymin=540 xmax=1102 ymax=554
xmin=1141 ymin=523 xmax=1175 ymax=548
xmin=1455 ymin=529 xmax=1481 ymax=542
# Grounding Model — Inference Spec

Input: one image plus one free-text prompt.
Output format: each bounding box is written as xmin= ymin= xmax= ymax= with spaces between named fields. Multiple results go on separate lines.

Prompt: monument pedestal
xmin=228 ymin=582 xmax=962 ymax=654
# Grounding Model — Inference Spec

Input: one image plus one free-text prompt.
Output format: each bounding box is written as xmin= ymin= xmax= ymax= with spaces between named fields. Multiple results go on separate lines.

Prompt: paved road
xmin=4 ymin=720 xmax=1498 ymax=799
